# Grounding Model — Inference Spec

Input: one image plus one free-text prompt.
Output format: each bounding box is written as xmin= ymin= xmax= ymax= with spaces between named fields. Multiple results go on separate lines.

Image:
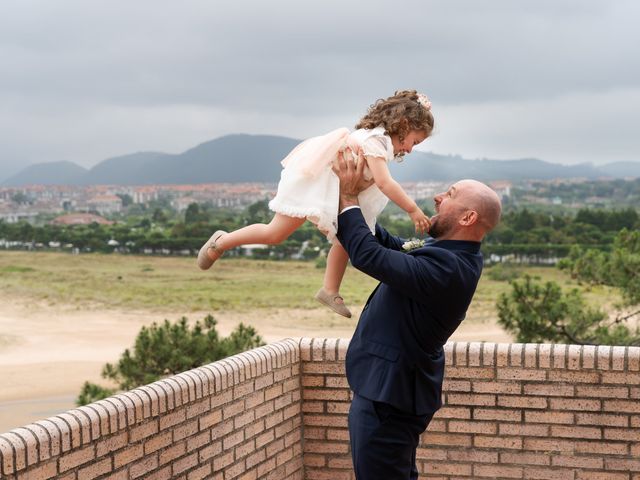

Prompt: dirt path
xmin=0 ymin=297 xmax=511 ymax=433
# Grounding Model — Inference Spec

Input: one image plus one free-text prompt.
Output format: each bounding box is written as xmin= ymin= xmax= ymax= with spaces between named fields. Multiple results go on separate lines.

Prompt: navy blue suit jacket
xmin=337 ymin=208 xmax=483 ymax=415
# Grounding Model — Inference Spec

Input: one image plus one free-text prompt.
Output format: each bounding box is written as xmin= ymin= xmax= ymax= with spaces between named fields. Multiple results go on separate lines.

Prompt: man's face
xmin=430 ymin=183 xmax=467 ymax=238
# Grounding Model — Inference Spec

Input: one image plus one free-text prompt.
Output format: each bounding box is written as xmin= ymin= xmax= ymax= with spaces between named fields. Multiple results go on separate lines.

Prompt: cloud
xmin=0 ymin=0 xmax=639 ymax=169
xmin=423 ymin=87 xmax=640 ymax=165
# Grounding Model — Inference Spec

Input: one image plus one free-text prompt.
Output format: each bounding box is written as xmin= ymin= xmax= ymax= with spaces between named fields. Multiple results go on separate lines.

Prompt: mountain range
xmin=2 ymin=134 xmax=639 ymax=186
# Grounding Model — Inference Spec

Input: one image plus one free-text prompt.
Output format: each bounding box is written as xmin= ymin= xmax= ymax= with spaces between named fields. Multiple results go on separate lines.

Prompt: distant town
xmin=0 ymin=181 xmax=485 ymax=225
xmin=2 ymin=176 xmax=639 ymax=226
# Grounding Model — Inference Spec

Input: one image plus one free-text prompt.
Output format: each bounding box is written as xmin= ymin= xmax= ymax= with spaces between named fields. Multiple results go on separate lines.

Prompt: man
xmin=332 ymin=154 xmax=502 ymax=480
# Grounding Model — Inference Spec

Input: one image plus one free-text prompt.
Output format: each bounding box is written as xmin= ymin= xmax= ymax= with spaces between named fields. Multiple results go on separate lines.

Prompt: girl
xmin=197 ymin=89 xmax=434 ymax=318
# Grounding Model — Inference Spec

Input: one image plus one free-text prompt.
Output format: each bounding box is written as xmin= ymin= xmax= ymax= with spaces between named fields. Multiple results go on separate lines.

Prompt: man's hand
xmin=332 ymin=147 xmax=374 ymax=211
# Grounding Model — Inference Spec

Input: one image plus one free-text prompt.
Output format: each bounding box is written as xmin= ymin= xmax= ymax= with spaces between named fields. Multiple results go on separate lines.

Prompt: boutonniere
xmin=402 ymin=238 xmax=426 ymax=252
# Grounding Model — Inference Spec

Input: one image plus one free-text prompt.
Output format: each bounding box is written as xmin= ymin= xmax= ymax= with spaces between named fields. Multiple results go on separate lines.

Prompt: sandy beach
xmin=0 ymin=294 xmax=511 ymax=433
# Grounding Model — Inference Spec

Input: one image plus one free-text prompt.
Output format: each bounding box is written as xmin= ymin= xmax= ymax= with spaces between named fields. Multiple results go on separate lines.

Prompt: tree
xmin=498 ymin=229 xmax=640 ymax=345
xmin=77 ymin=315 xmax=264 ymax=405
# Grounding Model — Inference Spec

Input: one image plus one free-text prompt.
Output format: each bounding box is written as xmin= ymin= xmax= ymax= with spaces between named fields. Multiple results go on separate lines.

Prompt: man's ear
xmin=459 ymin=210 xmax=479 ymax=226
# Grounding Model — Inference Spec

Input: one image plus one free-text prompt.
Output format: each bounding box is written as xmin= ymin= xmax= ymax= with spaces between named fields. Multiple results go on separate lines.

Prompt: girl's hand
xmin=409 ymin=208 xmax=431 ymax=235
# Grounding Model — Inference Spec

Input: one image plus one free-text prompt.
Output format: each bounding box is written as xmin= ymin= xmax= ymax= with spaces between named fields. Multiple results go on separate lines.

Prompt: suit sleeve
xmin=337 ymin=209 xmax=454 ymax=302
xmin=374 ymin=223 xmax=405 ymax=251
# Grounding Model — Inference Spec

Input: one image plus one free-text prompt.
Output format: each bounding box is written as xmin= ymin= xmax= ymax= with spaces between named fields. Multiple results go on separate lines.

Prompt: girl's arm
xmin=366 ymin=156 xmax=431 ymax=233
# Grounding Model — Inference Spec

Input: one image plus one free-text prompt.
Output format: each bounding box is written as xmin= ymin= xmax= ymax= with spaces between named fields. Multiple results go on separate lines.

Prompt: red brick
xmin=524 ymin=384 xmax=574 ymax=397
xmin=326 ymin=428 xmax=349 ymax=441
xmin=212 ymin=450 xmax=234 ymax=470
xmin=422 ymin=432 xmax=472 ymax=447
xmin=187 ymin=463 xmax=212 ymax=480
xmin=523 ymin=467 xmax=575 ymax=479
xmin=550 ymin=425 xmax=601 ymax=439
xmin=575 ymin=413 xmax=629 ymax=427
xmin=547 ymin=371 xmax=600 ymax=383
xmin=303 ymin=389 xmax=350 ymax=401
xmin=173 ymin=419 xmax=199 ymax=441
xmin=303 ymin=441 xmax=349 ymax=454
xmin=199 ymin=409 xmax=222 ymax=430
xmin=499 ymin=423 xmax=549 ymax=437
xmin=198 ymin=440 xmax=222 ymax=462
xmin=223 ymin=430 xmax=244 ymax=450
xmin=435 ymin=406 xmax=471 ymax=419
xmin=325 ymin=376 xmax=349 ymax=388
xmin=143 ymin=431 xmax=172 ymax=455
xmin=552 ymin=455 xmax=603 ymax=469
xmin=446 ymin=393 xmax=496 ymax=406
xmin=246 ymin=448 xmax=267 ymax=469
xmin=524 ymin=438 xmax=575 ymax=453
xmin=549 ymin=398 xmax=601 ymax=412
xmin=577 ymin=386 xmax=629 ymax=398
xmin=604 ymin=428 xmax=640 ymax=441
xmin=159 ymin=410 xmax=187 ymax=430
xmin=605 ymin=458 xmax=640 ymax=471
xmin=497 ymin=368 xmax=546 ymax=381
xmin=16 ymin=460 xmax=57 ymax=480
xmin=448 ymin=420 xmax=497 ymax=434
xmin=172 ymin=452 xmax=199 ymax=476
xmin=473 ymin=381 xmax=521 ymax=394
xmin=58 ymin=445 xmax=96 ymax=472
xmin=223 ymin=399 xmax=245 ymax=419
xmin=525 ymin=411 xmax=574 ymax=425
xmin=604 ymin=400 xmax=640 ymax=413
xmin=575 ymin=440 xmax=628 ymax=455
xmin=186 ymin=430 xmax=210 ymax=452
xmin=443 ymin=380 xmax=472 ymax=392
xmin=255 ymin=429 xmax=275 ymax=448
xmin=426 ymin=463 xmax=473 ymax=476
xmin=186 ymin=398 xmax=211 ymax=419
xmin=96 ymin=431 xmax=128 ymax=456
xmin=499 ymin=396 xmax=547 ymax=409
xmin=474 ymin=464 xmax=523 ymax=478
xmin=138 ymin=466 xmax=172 ymax=480
xmin=501 ymin=452 xmax=550 ymax=466
xmin=304 ymin=454 xmax=326 ymax=467
xmin=474 ymin=408 xmax=521 ymax=422
xmin=302 ymin=376 xmax=325 ymax=387
xmin=474 ymin=435 xmax=522 ymax=450
xmin=445 ymin=367 xmax=495 ymax=379
xmin=448 ymin=450 xmax=498 ymax=463
xmin=158 ymin=440 xmax=186 ymax=466
xmin=130 ymin=454 xmax=159 ymax=479
xmin=577 ymin=472 xmax=629 ymax=480
xmin=601 ymin=372 xmax=640 ymax=385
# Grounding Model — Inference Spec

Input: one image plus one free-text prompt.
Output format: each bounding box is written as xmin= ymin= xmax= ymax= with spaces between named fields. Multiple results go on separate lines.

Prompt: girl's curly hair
xmin=355 ymin=89 xmax=434 ymax=143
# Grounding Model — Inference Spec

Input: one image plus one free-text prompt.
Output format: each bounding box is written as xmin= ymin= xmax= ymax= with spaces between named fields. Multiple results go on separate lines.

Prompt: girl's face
xmin=391 ymin=129 xmax=428 ymax=156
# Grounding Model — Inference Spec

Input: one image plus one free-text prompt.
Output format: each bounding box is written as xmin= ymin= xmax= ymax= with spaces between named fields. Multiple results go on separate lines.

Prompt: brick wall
xmin=1 ymin=339 xmax=639 ymax=479
xmin=302 ymin=340 xmax=640 ymax=480
xmin=0 ymin=339 xmax=303 ymax=480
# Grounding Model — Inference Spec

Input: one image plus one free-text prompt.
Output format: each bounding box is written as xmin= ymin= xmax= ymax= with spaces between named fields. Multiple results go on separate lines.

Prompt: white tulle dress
xmin=268 ymin=126 xmax=395 ymax=242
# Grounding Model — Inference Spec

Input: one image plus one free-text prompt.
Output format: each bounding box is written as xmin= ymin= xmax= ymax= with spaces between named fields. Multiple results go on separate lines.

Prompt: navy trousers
xmin=348 ymin=394 xmax=433 ymax=480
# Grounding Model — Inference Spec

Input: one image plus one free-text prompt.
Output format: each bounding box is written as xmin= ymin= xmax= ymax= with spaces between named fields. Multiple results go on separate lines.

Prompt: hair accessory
xmin=416 ymin=93 xmax=432 ymax=111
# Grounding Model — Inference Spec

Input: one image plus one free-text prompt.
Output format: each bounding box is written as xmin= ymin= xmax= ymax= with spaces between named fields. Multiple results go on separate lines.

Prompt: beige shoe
xmin=197 ymin=230 xmax=227 ymax=270
xmin=315 ymin=288 xmax=352 ymax=318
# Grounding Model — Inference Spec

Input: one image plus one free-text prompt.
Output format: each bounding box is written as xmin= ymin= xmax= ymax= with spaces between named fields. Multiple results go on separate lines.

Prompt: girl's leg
xmin=323 ymin=242 xmax=349 ymax=295
xmin=315 ymin=242 xmax=352 ymax=318
xmin=215 ymin=213 xmax=305 ymax=251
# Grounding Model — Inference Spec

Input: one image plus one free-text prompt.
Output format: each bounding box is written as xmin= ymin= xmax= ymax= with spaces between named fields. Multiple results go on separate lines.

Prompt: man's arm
xmin=374 ymin=224 xmax=405 ymax=251
xmin=333 ymin=152 xmax=449 ymax=300
xmin=337 ymin=208 xmax=451 ymax=302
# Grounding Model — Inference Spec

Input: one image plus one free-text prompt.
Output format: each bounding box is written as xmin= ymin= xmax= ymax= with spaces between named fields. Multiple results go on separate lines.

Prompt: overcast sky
xmin=1 ymin=0 xmax=639 ymax=177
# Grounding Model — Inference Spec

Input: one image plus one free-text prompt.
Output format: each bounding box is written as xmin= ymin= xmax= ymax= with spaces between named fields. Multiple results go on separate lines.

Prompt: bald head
xmin=430 ymin=180 xmax=502 ymax=242
xmin=454 ymin=179 xmax=502 ymax=234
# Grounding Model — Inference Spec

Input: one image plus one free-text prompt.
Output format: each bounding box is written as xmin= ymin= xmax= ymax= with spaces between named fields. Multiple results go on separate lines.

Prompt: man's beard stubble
xmin=428 ymin=214 xmax=450 ymax=239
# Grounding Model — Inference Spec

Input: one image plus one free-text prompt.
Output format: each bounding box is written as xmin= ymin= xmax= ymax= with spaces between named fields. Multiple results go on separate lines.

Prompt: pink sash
xmin=280 ymin=127 xmax=352 ymax=177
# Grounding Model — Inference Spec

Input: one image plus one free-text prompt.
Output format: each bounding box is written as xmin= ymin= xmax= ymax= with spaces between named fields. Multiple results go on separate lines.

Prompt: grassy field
xmin=0 ymin=251 xmax=621 ymax=324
